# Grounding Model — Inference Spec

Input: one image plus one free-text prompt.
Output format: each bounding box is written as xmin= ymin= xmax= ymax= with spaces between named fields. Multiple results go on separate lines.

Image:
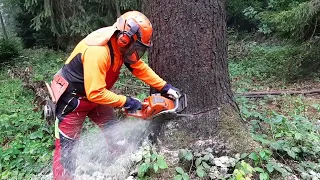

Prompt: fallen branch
xmin=236 ymin=89 xmax=320 ymax=98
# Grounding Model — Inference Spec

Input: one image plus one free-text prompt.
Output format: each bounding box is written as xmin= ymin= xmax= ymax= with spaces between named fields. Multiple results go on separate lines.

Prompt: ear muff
xmin=117 ymin=32 xmax=132 ymax=48
xmin=116 ymin=19 xmax=140 ymax=48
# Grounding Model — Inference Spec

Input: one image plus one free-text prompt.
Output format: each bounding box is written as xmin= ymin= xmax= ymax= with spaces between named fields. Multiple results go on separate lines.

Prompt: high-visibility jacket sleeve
xmin=128 ymin=60 xmax=167 ymax=91
xmin=82 ymin=46 xmax=127 ymax=107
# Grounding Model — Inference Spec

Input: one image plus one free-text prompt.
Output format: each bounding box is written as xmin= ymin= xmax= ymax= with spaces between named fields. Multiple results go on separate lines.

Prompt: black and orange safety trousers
xmin=52 ymin=92 xmax=116 ymax=180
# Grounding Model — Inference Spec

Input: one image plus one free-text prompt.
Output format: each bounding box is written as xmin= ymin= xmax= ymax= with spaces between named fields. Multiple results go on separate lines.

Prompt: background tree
xmin=1 ymin=0 xmax=141 ymax=49
xmin=143 ymin=0 xmax=259 ymax=173
xmin=0 ymin=10 xmax=8 ymax=39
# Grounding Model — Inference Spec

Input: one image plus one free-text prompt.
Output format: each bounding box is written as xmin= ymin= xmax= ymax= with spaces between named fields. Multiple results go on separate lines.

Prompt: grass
xmin=0 ymin=48 xmax=67 ymax=179
xmin=229 ymin=38 xmax=320 ymax=179
xmin=0 ymin=71 xmax=54 ymax=179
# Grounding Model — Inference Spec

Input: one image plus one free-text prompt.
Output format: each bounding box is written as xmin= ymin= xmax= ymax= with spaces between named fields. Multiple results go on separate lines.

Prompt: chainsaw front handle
xmin=162 ymin=93 xmax=187 ymax=114
xmin=148 ymin=93 xmax=187 ymax=121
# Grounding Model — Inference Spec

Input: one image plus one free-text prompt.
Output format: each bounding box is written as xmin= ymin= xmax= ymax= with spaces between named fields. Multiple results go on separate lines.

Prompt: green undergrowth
xmin=21 ymin=48 xmax=66 ymax=82
xmin=0 ymin=48 xmax=66 ymax=179
xmin=236 ymin=94 xmax=320 ymax=179
xmin=228 ymin=31 xmax=320 ymax=85
xmin=0 ymin=71 xmax=54 ymax=179
xmin=228 ymin=35 xmax=320 ymax=179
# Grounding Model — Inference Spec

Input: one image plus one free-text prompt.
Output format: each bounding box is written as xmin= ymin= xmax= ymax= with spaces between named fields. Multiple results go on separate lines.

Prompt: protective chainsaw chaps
xmin=125 ymin=93 xmax=187 ymax=121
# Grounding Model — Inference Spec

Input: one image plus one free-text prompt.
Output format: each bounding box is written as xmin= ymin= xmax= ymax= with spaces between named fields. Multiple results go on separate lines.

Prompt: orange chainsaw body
xmin=126 ymin=94 xmax=175 ymax=120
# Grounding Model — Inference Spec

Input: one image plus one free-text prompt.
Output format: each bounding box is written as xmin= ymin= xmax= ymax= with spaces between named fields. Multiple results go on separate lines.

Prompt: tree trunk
xmin=0 ymin=10 xmax=8 ymax=40
xmin=114 ymin=1 xmax=121 ymax=17
xmin=143 ymin=0 xmax=259 ymax=169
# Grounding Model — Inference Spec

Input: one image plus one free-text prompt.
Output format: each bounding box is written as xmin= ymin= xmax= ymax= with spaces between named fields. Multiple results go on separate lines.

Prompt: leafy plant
xmin=177 ymin=148 xmax=243 ymax=179
xmin=232 ymin=161 xmax=255 ymax=180
xmin=248 ymin=149 xmax=272 ymax=166
xmin=133 ymin=145 xmax=168 ymax=178
xmin=260 ymin=0 xmax=320 ymax=40
xmin=252 ymin=111 xmax=320 ymax=161
xmin=174 ymin=167 xmax=189 ymax=180
xmin=178 ymin=148 xmax=213 ymax=178
xmin=246 ymin=149 xmax=272 ymax=180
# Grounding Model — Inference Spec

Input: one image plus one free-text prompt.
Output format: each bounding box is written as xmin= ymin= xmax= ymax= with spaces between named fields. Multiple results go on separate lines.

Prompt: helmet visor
xmin=124 ymin=40 xmax=149 ymax=64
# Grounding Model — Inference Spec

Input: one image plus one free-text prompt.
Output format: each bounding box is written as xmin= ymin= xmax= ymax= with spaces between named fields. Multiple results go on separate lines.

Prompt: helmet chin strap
xmin=119 ymin=46 xmax=128 ymax=55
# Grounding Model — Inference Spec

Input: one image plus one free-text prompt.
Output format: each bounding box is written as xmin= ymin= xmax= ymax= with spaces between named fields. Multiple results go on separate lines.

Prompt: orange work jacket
xmin=60 ymin=26 xmax=166 ymax=107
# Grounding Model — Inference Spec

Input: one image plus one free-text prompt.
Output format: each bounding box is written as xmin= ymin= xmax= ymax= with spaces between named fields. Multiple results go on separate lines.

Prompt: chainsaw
xmin=125 ymin=93 xmax=188 ymax=121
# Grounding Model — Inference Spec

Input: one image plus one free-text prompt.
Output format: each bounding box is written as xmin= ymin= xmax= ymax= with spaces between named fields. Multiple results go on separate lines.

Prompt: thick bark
xmin=143 ymin=0 xmax=259 ymax=168
xmin=0 ymin=10 xmax=8 ymax=40
xmin=144 ymin=0 xmax=234 ymax=111
xmin=114 ymin=1 xmax=121 ymax=17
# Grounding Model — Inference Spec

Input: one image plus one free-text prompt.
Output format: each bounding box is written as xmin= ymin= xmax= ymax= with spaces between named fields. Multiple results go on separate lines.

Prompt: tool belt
xmin=42 ymin=70 xmax=69 ymax=125
xmin=43 ymin=70 xmax=70 ymax=123
xmin=44 ymin=69 xmax=88 ymax=123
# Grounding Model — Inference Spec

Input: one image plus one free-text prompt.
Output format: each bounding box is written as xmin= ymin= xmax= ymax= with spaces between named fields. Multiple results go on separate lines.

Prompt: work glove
xmin=161 ymin=83 xmax=181 ymax=99
xmin=124 ymin=96 xmax=142 ymax=112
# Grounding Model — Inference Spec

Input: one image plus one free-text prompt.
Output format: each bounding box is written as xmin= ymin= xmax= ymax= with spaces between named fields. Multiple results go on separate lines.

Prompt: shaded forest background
xmin=2 ymin=0 xmax=320 ymax=81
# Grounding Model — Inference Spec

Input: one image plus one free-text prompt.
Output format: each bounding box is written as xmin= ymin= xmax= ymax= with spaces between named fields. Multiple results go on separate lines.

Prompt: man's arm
xmin=125 ymin=60 xmax=167 ymax=91
xmin=82 ymin=46 xmax=127 ymax=107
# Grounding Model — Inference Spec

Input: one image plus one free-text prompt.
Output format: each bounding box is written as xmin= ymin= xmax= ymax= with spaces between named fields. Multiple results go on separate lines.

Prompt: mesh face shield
xmin=124 ymin=40 xmax=149 ymax=64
